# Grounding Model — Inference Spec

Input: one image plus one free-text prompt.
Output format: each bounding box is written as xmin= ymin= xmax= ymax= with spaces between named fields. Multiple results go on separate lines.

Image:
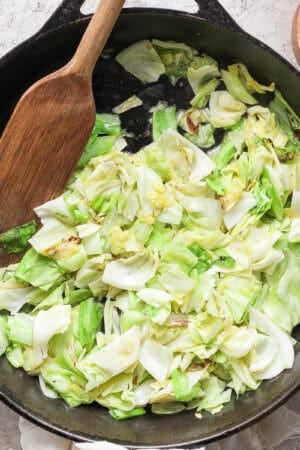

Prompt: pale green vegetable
xmin=269 ymin=90 xmax=300 ymax=147
xmin=33 ymin=284 xmax=65 ymax=312
xmin=251 ymin=182 xmax=272 ymax=216
xmin=190 ymin=312 xmax=223 ymax=344
xmin=75 ymin=112 xmax=122 ymax=172
xmin=135 ymin=165 xmax=166 ymax=220
xmin=110 ymin=408 xmax=146 ymax=420
xmin=228 ymin=63 xmax=275 ymax=94
xmin=112 ymin=95 xmax=143 ymax=114
xmin=194 ymin=377 xmax=232 ymax=416
xmin=230 ymin=358 xmax=258 ymax=390
xmin=221 ymin=69 xmax=257 ymax=105
xmin=1 ymin=39 xmax=299 ymax=423
xmin=261 ymin=165 xmax=284 ymax=220
xmin=152 ymin=39 xmax=196 ymax=78
xmin=41 ymin=355 xmax=91 ymax=407
xmin=93 ymin=113 xmax=121 ymax=136
xmin=75 ymin=253 xmax=111 ymax=294
xmin=38 ymin=375 xmax=59 ymax=400
xmin=187 ymin=63 xmax=220 ymax=94
xmin=158 ymin=129 xmax=215 ymax=181
xmin=152 ymin=402 xmax=186 ymax=415
xmin=29 ymin=219 xmax=77 ymax=255
xmin=224 ymin=192 xmax=257 ymax=230
xmin=171 ymin=369 xmax=203 ymax=402
xmin=139 ymin=339 xmax=172 ymax=382
xmin=15 ymin=249 xmax=64 ymax=291
xmin=249 ymin=308 xmax=294 ymax=379
xmin=0 ymin=221 xmax=36 ymax=255
xmin=215 ymin=140 xmax=236 ymax=170
xmin=159 ymin=265 xmax=195 ymax=295
xmin=152 ymin=40 xmax=195 ymax=60
xmin=7 ymin=313 xmax=33 ymax=346
xmin=34 ymin=196 xmax=75 ymax=226
xmin=220 ymin=326 xmax=255 ymax=358
xmin=161 ymin=242 xmax=198 ymax=272
xmin=185 ymin=123 xmax=215 ymax=149
xmin=77 ymin=326 xmax=140 ymax=391
xmin=209 ymin=91 xmax=247 ymax=128
xmin=152 ymin=106 xmax=177 ymax=141
xmin=246 ymin=105 xmax=289 ymax=148
xmin=178 ymin=108 xmax=210 ymax=133
xmin=248 ymin=333 xmax=277 ymax=375
xmin=289 ymin=218 xmax=300 ymax=243
xmin=77 ymin=135 xmax=116 ymax=170
xmin=102 ymin=251 xmax=159 ymax=291
xmin=137 ymin=288 xmax=173 ymax=307
xmin=245 ymin=226 xmax=283 ymax=274
xmin=0 ymin=280 xmax=35 ymax=313
xmin=0 ymin=316 xmax=8 ymax=356
xmin=6 ymin=347 xmax=24 ymax=368
xmin=157 ymin=202 xmax=183 ymax=225
xmin=261 ymin=249 xmax=300 ymax=333
xmin=116 ymin=40 xmax=165 ymax=83
xmin=28 ymin=305 xmax=71 ymax=370
xmin=217 ymin=274 xmax=262 ymax=323
xmin=190 ymin=78 xmax=220 ymax=109
xmin=78 ymin=298 xmax=104 ymax=351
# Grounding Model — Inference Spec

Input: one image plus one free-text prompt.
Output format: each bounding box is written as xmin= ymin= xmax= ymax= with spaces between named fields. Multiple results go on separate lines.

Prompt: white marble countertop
xmin=0 ymin=1 xmax=299 ymax=449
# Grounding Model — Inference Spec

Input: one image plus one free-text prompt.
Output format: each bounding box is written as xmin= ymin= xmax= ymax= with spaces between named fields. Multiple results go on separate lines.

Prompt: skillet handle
xmin=41 ymin=0 xmax=244 ymax=35
xmin=194 ymin=0 xmax=243 ymax=34
xmin=39 ymin=0 xmax=86 ymax=34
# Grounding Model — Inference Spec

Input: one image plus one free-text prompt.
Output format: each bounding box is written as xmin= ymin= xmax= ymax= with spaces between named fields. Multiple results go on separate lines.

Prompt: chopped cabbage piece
xmin=209 ymin=91 xmax=247 ymax=128
xmin=116 ymin=40 xmax=165 ymax=83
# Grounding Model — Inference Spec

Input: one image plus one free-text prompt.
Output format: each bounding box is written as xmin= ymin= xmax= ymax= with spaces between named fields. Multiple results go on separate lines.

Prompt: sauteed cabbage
xmin=0 ymin=40 xmax=300 ymax=420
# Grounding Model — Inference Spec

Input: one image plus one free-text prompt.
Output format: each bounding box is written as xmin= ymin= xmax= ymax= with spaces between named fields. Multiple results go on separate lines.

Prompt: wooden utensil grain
xmin=0 ymin=0 xmax=125 ymax=266
xmin=292 ymin=6 xmax=300 ymax=64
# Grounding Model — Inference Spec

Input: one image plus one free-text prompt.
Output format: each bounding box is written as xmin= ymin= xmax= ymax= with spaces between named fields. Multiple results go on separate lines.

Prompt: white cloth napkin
xmin=18 ymin=394 xmax=300 ymax=450
xmin=19 ymin=417 xmax=203 ymax=450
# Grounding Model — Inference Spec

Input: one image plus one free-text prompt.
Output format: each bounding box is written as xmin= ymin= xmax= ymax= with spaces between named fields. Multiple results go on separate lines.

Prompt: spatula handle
xmin=68 ymin=0 xmax=125 ymax=77
xmin=292 ymin=6 xmax=300 ymax=64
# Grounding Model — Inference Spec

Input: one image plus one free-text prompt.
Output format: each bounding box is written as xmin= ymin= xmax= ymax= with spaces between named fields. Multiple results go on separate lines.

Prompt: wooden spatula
xmin=292 ymin=5 xmax=300 ymax=65
xmin=0 ymin=0 xmax=125 ymax=265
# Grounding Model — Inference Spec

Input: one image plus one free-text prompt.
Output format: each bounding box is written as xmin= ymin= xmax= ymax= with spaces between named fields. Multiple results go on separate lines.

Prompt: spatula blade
xmin=0 ymin=69 xmax=95 ymax=233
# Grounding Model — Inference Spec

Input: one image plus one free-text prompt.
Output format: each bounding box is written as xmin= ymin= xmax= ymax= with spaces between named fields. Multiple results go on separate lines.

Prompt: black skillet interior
xmin=0 ymin=0 xmax=299 ymax=139
xmin=0 ymin=0 xmax=299 ymax=448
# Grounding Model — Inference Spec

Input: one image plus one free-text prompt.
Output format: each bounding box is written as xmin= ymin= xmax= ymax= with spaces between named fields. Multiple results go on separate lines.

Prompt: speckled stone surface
xmin=0 ymin=1 xmax=299 ymax=449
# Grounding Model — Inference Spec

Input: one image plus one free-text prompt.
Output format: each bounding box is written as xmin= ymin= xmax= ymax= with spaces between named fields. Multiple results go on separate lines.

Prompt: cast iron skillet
xmin=0 ymin=0 xmax=299 ymax=448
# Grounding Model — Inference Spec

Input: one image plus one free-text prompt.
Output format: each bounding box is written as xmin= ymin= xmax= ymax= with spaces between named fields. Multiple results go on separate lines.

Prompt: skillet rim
xmin=0 ymin=7 xmax=299 ymax=78
xmin=0 ymin=7 xmax=299 ymax=448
